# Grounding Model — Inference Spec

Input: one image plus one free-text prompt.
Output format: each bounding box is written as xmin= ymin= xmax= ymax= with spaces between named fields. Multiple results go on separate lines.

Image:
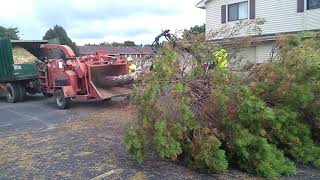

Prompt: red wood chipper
xmin=38 ymin=44 xmax=132 ymax=109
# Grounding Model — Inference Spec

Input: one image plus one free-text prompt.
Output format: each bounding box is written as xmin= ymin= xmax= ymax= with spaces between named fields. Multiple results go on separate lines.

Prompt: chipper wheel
xmin=5 ymin=83 xmax=20 ymax=103
xmin=54 ymin=89 xmax=70 ymax=109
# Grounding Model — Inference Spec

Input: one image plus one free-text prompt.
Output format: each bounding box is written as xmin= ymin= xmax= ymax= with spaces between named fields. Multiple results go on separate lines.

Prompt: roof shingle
xmin=78 ymin=46 xmax=153 ymax=55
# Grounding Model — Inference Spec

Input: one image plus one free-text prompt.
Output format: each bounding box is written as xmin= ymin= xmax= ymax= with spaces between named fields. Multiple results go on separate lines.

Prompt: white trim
xmin=196 ymin=0 xmax=213 ymax=9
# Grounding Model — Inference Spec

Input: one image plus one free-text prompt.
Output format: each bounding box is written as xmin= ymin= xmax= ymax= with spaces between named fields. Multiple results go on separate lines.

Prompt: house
xmin=78 ymin=46 xmax=153 ymax=62
xmin=196 ymin=0 xmax=320 ymax=64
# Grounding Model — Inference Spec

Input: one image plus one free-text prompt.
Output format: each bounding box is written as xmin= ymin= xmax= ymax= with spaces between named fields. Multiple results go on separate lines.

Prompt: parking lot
xmin=0 ymin=95 xmax=217 ymax=179
xmin=0 ymin=94 xmax=118 ymax=133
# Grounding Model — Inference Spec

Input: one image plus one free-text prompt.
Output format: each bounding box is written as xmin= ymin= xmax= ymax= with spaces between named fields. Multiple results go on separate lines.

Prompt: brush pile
xmin=123 ymin=33 xmax=320 ymax=179
xmin=12 ymin=46 xmax=37 ymax=64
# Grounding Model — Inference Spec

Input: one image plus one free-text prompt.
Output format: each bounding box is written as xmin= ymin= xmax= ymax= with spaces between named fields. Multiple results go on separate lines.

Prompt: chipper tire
xmin=6 ymin=83 xmax=20 ymax=103
xmin=54 ymin=89 xmax=70 ymax=109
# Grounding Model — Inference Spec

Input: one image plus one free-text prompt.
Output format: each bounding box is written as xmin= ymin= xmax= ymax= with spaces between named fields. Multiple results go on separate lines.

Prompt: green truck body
xmin=0 ymin=38 xmax=58 ymax=103
xmin=0 ymin=38 xmax=37 ymax=83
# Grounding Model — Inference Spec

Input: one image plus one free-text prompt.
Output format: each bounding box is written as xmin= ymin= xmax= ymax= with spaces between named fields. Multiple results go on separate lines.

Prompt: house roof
xmin=78 ymin=46 xmax=153 ymax=55
xmin=196 ymin=0 xmax=212 ymax=9
xmin=11 ymin=40 xmax=48 ymax=43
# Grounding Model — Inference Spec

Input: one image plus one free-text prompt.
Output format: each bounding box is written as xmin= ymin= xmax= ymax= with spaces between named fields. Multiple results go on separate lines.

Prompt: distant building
xmin=78 ymin=46 xmax=153 ymax=61
xmin=196 ymin=0 xmax=320 ymax=64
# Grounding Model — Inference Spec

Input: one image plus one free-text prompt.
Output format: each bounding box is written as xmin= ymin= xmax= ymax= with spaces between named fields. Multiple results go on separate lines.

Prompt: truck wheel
xmin=54 ymin=89 xmax=70 ymax=109
xmin=6 ymin=83 xmax=20 ymax=103
xmin=17 ymin=84 xmax=26 ymax=102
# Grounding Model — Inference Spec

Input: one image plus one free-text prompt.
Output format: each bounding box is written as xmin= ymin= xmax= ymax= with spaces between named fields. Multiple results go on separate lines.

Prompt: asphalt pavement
xmin=0 ymin=94 xmax=117 ymax=133
xmin=1 ymin=94 xmax=320 ymax=179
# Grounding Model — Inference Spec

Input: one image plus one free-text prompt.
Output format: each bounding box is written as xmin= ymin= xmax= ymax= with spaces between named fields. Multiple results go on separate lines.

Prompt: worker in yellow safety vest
xmin=127 ymin=57 xmax=136 ymax=73
xmin=215 ymin=49 xmax=228 ymax=68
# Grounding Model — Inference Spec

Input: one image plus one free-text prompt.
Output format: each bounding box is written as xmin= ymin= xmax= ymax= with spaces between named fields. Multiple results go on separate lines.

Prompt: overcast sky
xmin=0 ymin=0 xmax=205 ymax=45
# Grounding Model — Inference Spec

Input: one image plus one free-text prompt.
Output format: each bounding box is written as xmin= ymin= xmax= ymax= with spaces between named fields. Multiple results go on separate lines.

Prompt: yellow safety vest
xmin=215 ymin=49 xmax=228 ymax=68
xmin=218 ymin=58 xmax=228 ymax=68
xmin=129 ymin=64 xmax=136 ymax=73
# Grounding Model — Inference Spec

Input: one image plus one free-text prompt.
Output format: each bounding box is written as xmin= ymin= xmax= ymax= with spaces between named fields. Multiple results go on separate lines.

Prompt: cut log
xmin=94 ymin=74 xmax=133 ymax=88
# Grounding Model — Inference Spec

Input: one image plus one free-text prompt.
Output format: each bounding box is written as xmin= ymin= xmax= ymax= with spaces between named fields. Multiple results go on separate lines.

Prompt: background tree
xmin=99 ymin=41 xmax=111 ymax=46
xmin=43 ymin=25 xmax=80 ymax=55
xmin=123 ymin=41 xmax=136 ymax=46
xmin=111 ymin=42 xmax=123 ymax=47
xmin=110 ymin=41 xmax=137 ymax=47
xmin=0 ymin=26 xmax=20 ymax=40
xmin=84 ymin=43 xmax=96 ymax=46
xmin=183 ymin=24 xmax=205 ymax=39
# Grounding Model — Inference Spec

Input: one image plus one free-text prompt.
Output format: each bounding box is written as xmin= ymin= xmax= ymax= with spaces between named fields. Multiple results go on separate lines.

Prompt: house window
xmin=307 ymin=0 xmax=320 ymax=10
xmin=228 ymin=1 xmax=248 ymax=21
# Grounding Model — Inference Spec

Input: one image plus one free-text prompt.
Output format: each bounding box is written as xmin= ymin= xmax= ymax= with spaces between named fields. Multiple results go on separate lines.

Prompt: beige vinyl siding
xmin=206 ymin=0 xmax=225 ymax=36
xmin=206 ymin=0 xmax=252 ymax=39
xmin=204 ymin=0 xmax=320 ymax=65
xmin=205 ymin=0 xmax=320 ymax=37
xmin=232 ymin=42 xmax=274 ymax=65
xmin=306 ymin=8 xmax=320 ymax=30
xmin=256 ymin=0 xmax=304 ymax=34
xmin=236 ymin=46 xmax=256 ymax=66
xmin=256 ymin=41 xmax=274 ymax=63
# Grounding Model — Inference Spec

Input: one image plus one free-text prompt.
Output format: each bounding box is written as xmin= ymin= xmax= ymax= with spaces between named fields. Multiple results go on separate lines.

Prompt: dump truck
xmin=0 ymin=38 xmax=48 ymax=103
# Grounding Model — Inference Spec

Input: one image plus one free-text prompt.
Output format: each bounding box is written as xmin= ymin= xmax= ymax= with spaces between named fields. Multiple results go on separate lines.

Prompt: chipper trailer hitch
xmin=38 ymin=44 xmax=132 ymax=109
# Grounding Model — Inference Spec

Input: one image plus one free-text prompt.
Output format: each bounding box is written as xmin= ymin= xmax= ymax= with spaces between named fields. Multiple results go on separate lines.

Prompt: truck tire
xmin=54 ymin=89 xmax=70 ymax=109
xmin=17 ymin=84 xmax=26 ymax=102
xmin=6 ymin=83 xmax=20 ymax=103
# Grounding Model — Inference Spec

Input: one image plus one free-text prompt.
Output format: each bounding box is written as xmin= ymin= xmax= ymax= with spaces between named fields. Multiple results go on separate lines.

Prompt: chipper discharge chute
xmin=88 ymin=62 xmax=132 ymax=100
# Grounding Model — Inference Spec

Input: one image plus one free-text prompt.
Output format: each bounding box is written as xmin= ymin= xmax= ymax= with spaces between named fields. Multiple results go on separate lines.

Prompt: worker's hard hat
xmin=127 ymin=57 xmax=133 ymax=62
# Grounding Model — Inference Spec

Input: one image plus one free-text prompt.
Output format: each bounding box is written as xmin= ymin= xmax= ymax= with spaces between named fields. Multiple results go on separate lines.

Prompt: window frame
xmin=307 ymin=0 xmax=320 ymax=10
xmin=228 ymin=1 xmax=249 ymax=22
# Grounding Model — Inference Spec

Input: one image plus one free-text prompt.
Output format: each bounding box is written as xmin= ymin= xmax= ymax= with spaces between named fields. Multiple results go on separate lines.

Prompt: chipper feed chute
xmin=89 ymin=63 xmax=132 ymax=100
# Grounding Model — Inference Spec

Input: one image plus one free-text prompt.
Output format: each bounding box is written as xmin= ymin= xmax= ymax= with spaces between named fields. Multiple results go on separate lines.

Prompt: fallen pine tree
xmin=123 ymin=32 xmax=320 ymax=179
